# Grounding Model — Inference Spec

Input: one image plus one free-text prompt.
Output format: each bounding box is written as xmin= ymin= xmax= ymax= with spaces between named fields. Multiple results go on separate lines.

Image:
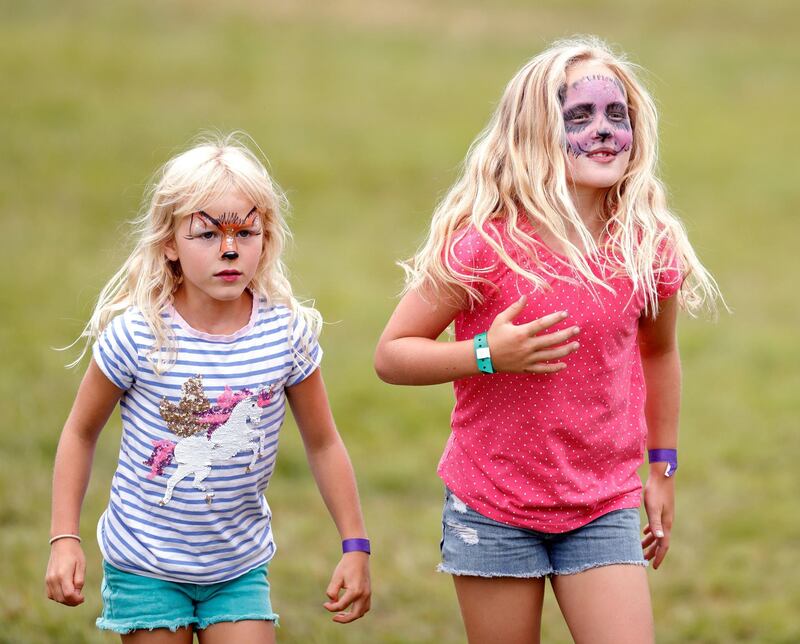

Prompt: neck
xmin=568 ymin=184 xmax=606 ymax=238
xmin=172 ymin=288 xmax=253 ymax=335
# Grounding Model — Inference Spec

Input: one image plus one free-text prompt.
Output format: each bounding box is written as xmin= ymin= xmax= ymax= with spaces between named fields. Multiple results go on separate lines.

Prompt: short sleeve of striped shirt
xmin=92 ymin=310 xmax=140 ymax=390
xmin=286 ymin=311 xmax=323 ymax=386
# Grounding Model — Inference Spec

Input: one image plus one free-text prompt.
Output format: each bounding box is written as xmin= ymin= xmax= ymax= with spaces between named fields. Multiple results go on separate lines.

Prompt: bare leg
xmin=198 ymin=620 xmax=276 ymax=644
xmin=551 ymin=565 xmax=653 ymax=644
xmin=122 ymin=626 xmax=194 ymax=644
xmin=452 ymin=575 xmax=546 ymax=644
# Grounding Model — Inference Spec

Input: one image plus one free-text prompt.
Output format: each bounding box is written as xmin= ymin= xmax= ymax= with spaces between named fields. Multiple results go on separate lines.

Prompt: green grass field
xmin=2 ymin=1 xmax=798 ymax=642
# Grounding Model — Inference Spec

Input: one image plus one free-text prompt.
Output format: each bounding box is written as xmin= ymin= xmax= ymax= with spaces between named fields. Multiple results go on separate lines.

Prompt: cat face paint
xmin=184 ymin=207 xmax=262 ymax=258
xmin=559 ymin=74 xmax=632 ymax=159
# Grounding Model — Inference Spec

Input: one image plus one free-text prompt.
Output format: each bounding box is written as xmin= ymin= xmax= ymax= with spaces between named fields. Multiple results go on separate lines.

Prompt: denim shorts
xmin=96 ymin=561 xmax=278 ymax=634
xmin=439 ymin=488 xmax=647 ymax=577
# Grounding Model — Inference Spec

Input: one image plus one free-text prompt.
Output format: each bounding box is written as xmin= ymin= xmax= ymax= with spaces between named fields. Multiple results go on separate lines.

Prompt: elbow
xmin=373 ymin=345 xmax=400 ymax=385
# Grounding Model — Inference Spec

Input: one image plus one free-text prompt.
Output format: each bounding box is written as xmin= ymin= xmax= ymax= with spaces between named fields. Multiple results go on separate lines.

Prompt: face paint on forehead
xmin=186 ymin=207 xmax=261 ymax=237
xmin=183 ymin=206 xmax=263 ymax=257
xmin=560 ymin=74 xmax=633 ymax=158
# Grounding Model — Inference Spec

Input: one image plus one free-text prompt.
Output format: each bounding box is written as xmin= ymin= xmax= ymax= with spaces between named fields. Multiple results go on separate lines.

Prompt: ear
xmin=164 ymin=236 xmax=179 ymax=262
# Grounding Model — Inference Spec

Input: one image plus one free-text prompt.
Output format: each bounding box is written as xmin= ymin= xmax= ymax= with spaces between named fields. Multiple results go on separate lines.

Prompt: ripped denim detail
xmin=446 ymin=520 xmax=480 ymax=545
xmin=197 ymin=613 xmax=280 ymax=630
xmin=437 ymin=564 xmax=552 ymax=578
xmin=553 ymin=559 xmax=649 ymax=576
xmin=450 ymin=493 xmax=469 ymax=514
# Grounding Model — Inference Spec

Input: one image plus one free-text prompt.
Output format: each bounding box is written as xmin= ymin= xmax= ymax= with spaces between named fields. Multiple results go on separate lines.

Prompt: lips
xmin=214 ymin=269 xmax=242 ymax=282
xmin=586 ymin=147 xmax=618 ymax=158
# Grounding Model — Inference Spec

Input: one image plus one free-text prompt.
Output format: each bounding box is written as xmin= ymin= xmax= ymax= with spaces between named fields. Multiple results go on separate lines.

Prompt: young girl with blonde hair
xmin=375 ymin=37 xmax=720 ymax=643
xmin=46 ymin=133 xmax=371 ymax=642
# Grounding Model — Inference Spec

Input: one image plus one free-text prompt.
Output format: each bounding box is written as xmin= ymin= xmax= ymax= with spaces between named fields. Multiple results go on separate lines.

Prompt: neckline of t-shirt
xmin=168 ymin=292 xmax=261 ymax=342
xmin=517 ymin=216 xmax=605 ymax=263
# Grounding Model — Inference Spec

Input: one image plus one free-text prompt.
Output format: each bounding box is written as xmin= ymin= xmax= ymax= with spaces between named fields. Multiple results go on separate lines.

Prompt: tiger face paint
xmin=559 ymin=74 xmax=632 ymax=159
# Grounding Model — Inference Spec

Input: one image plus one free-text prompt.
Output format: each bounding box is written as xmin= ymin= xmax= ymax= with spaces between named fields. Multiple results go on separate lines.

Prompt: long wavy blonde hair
xmin=402 ymin=36 xmax=721 ymax=316
xmin=70 ymin=131 xmax=322 ymax=374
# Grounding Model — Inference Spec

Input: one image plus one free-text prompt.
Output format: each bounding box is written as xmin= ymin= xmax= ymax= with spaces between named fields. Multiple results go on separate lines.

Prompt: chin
xmin=207 ymin=286 xmax=249 ymax=302
xmin=568 ymin=165 xmax=627 ymax=190
xmin=567 ymin=150 xmax=629 ymax=184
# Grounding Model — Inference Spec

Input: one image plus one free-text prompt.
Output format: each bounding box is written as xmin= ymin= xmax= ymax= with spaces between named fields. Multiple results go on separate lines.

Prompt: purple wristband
xmin=648 ymin=448 xmax=678 ymax=477
xmin=342 ymin=538 xmax=371 ymax=554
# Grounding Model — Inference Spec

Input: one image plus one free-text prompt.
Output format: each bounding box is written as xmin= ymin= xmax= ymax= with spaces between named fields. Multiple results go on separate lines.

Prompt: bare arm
xmin=374 ymin=288 xmax=580 ymax=385
xmin=285 ymin=368 xmax=370 ymax=623
xmin=638 ymin=295 xmax=681 ymax=569
xmin=45 ymin=360 xmax=124 ymax=605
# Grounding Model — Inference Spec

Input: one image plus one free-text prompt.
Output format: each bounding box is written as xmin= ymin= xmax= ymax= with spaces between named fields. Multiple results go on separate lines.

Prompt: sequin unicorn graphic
xmin=146 ymin=376 xmax=273 ymax=505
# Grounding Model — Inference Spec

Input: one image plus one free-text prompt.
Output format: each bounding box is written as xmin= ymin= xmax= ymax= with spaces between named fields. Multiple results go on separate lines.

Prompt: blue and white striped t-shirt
xmin=92 ymin=296 xmax=321 ymax=584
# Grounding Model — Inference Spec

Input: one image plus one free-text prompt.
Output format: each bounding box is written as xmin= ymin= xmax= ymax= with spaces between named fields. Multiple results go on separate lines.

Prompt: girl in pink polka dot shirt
xmin=375 ymin=37 xmax=721 ymax=644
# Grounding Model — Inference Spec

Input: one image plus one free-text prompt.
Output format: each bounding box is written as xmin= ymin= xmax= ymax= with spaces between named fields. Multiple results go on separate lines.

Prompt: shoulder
xmin=652 ymin=233 xmax=686 ymax=300
xmin=449 ymin=221 xmax=505 ymax=270
xmin=102 ymin=307 xmax=148 ymax=343
xmin=252 ymin=299 xmax=306 ymax=342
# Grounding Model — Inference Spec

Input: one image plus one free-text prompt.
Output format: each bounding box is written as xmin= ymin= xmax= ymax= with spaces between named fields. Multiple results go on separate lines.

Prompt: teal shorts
xmin=96 ymin=561 xmax=278 ymax=634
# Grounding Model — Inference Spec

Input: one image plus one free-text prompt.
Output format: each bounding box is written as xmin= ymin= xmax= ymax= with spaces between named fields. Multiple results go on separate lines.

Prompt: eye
xmin=607 ymin=106 xmax=628 ymax=122
xmin=199 ymin=231 xmax=216 ymax=240
xmin=563 ymin=108 xmax=592 ymax=124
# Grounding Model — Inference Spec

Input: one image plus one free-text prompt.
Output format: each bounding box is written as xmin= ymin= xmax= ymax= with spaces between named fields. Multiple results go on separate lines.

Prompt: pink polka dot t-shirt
xmin=438 ymin=218 xmax=682 ymax=533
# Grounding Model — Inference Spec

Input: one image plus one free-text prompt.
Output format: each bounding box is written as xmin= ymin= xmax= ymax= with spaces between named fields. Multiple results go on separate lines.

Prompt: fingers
xmin=326 ymin=575 xmax=343 ymax=602
xmin=495 ymin=295 xmax=528 ymax=324
xmin=522 ymin=309 xmax=569 ymax=334
xmin=45 ymin=554 xmax=86 ymax=606
xmin=324 ymin=587 xmax=358 ymax=613
xmin=526 ymin=341 xmax=580 ymax=366
xmin=74 ymin=557 xmax=85 ymax=593
xmin=46 ymin=571 xmax=84 ymax=606
xmin=529 ymin=324 xmax=580 ymax=347
xmin=45 ymin=573 xmax=64 ymax=604
xmin=332 ymin=595 xmax=371 ymax=623
xmin=324 ymin=587 xmax=371 ymax=623
xmin=641 ymin=523 xmax=671 ymax=570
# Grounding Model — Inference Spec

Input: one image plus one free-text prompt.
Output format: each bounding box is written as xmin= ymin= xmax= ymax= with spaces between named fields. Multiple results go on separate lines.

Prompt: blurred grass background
xmin=1 ymin=0 xmax=798 ymax=642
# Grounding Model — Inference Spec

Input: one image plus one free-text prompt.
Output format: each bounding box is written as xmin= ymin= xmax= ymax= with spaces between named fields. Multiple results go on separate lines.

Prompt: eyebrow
xmin=563 ymin=103 xmax=596 ymax=117
xmin=194 ymin=207 xmax=258 ymax=229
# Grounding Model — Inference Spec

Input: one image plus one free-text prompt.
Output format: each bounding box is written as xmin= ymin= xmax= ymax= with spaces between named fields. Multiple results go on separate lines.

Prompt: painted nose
xmin=222 ymin=250 xmax=239 ymax=260
xmin=596 ymin=128 xmax=613 ymax=142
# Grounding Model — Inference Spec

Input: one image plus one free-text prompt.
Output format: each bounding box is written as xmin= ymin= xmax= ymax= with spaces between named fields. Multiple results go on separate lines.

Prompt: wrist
xmin=473 ymin=332 xmax=495 ymax=374
xmin=49 ymin=533 xmax=82 ymax=546
xmin=648 ymin=448 xmax=678 ymax=477
xmin=342 ymin=537 xmax=371 ymax=555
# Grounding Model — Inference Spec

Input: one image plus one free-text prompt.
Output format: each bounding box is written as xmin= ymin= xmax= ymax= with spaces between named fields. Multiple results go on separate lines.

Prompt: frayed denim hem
xmin=96 ymin=617 xmax=197 ymax=635
xmin=552 ymin=559 xmax=648 ymax=577
xmin=437 ymin=564 xmax=552 ymax=579
xmin=197 ymin=613 xmax=280 ymax=630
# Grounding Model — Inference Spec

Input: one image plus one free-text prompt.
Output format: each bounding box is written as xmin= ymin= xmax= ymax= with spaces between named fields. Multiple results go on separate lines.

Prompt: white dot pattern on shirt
xmin=438 ymin=222 xmax=682 ymax=533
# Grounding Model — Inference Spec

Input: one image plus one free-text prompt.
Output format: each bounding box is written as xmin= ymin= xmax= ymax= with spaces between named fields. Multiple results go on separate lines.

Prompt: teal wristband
xmin=473 ymin=332 xmax=495 ymax=374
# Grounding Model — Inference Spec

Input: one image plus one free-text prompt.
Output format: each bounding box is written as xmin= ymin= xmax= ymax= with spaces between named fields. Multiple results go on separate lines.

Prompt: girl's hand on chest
xmin=487 ymin=296 xmax=581 ymax=374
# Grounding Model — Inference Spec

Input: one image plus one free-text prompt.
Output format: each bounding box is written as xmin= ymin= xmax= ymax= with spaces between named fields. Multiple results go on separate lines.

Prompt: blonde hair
xmin=70 ymin=131 xmax=322 ymax=373
xmin=402 ymin=35 xmax=721 ymax=316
